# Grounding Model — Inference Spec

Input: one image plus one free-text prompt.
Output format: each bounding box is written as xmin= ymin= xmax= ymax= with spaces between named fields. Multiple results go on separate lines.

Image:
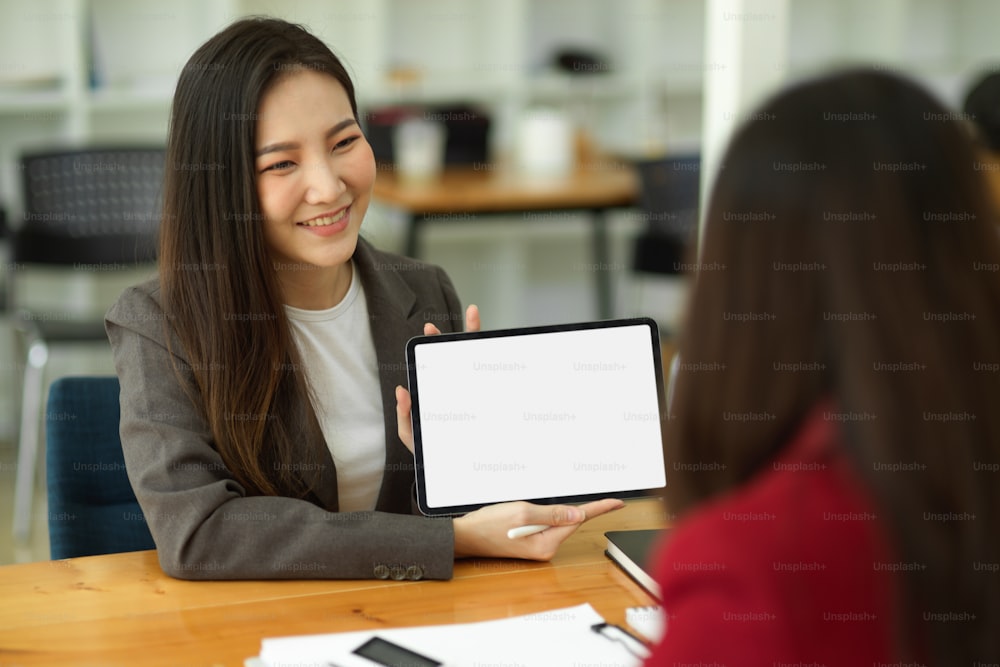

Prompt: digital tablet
xmin=406 ymin=317 xmax=668 ymax=516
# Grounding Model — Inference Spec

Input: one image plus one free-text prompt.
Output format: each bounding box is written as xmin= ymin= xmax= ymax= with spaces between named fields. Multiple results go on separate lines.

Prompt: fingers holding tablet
xmin=463 ymin=304 xmax=480 ymax=333
xmin=405 ymin=305 xmax=481 ymax=453
xmin=395 ymin=385 xmax=415 ymax=454
xmin=424 ymin=304 xmax=481 ymax=336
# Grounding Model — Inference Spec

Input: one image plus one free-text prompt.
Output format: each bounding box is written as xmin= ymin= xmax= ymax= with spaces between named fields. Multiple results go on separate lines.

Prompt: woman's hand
xmin=395 ymin=385 xmax=417 ymax=454
xmin=452 ymin=498 xmax=626 ymax=560
xmin=437 ymin=303 xmax=479 ymax=337
xmin=392 ymin=302 xmax=624 ymax=561
xmin=395 ymin=304 xmax=480 ymax=453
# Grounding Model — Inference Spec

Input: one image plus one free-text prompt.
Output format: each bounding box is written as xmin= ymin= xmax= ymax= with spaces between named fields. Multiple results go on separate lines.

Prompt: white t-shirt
xmin=285 ymin=263 xmax=385 ymax=512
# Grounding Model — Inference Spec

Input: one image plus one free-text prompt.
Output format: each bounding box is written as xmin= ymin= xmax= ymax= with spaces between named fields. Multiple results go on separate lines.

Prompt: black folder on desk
xmin=605 ymin=528 xmax=667 ymax=600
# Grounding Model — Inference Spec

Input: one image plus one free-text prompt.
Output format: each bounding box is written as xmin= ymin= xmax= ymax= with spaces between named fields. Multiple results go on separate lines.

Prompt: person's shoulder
xmin=105 ymin=276 xmax=167 ymax=330
xmin=650 ymin=428 xmax=894 ymax=667
xmin=662 ymin=403 xmax=888 ymax=579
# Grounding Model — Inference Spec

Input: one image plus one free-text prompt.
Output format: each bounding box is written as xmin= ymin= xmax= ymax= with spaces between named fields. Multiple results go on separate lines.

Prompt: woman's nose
xmin=304 ymin=155 xmax=345 ymax=205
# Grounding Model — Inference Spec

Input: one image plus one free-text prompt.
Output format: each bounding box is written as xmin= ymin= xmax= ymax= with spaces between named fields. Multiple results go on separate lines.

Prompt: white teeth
xmin=301 ymin=208 xmax=347 ymax=227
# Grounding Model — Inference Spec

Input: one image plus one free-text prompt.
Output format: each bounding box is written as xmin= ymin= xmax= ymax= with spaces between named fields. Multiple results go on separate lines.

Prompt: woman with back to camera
xmin=645 ymin=70 xmax=1000 ymax=665
xmin=106 ymin=17 xmax=622 ymax=581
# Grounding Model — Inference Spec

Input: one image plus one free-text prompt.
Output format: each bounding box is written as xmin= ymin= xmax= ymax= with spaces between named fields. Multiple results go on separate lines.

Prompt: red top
xmin=645 ymin=404 xmax=899 ymax=666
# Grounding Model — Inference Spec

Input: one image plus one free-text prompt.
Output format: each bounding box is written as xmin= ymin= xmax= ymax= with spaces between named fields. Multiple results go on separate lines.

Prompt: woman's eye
xmin=333 ymin=136 xmax=359 ymax=151
xmin=262 ymin=160 xmax=294 ymax=173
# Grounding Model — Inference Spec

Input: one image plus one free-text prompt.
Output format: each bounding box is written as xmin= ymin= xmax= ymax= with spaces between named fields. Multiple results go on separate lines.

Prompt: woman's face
xmin=254 ymin=69 xmax=375 ymax=278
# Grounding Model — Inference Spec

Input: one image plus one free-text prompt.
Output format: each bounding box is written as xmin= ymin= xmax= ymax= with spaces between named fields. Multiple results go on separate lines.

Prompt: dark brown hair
xmin=964 ymin=70 xmax=1000 ymax=151
xmin=667 ymin=69 xmax=1000 ymax=663
xmin=159 ymin=17 xmax=359 ymax=497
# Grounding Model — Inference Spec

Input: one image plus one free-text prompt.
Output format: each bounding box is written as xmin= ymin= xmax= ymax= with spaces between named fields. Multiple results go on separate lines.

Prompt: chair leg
xmin=12 ymin=339 xmax=48 ymax=543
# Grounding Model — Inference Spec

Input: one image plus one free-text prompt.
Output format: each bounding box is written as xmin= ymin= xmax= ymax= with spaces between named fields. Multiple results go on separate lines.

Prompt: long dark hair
xmin=159 ymin=17 xmax=359 ymax=497
xmin=964 ymin=70 xmax=1000 ymax=151
xmin=667 ymin=69 xmax=1000 ymax=663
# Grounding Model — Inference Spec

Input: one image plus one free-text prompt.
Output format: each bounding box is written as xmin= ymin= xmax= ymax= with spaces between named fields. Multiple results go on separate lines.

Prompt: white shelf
xmin=2 ymin=0 xmax=1000 ymax=215
xmin=84 ymin=87 xmax=174 ymax=112
xmin=0 ymin=89 xmax=68 ymax=114
xmin=361 ymin=74 xmax=510 ymax=105
xmin=525 ymin=73 xmax=638 ymax=101
xmin=659 ymin=71 xmax=706 ymax=96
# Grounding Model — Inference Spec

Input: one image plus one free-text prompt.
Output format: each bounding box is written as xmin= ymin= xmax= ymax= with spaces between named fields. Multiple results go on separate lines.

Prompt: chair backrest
xmin=46 ymin=376 xmax=155 ymax=559
xmin=15 ymin=147 xmax=165 ymax=265
xmin=632 ymin=154 xmax=701 ymax=275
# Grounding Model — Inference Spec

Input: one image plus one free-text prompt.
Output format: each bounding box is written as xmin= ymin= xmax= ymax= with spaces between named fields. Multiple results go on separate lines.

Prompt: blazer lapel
xmin=353 ymin=238 xmax=431 ymax=513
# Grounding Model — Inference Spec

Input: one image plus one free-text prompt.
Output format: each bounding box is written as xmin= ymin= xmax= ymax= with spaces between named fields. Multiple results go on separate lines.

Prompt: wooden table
xmin=373 ymin=161 xmax=639 ymax=320
xmin=0 ymin=498 xmax=666 ymax=667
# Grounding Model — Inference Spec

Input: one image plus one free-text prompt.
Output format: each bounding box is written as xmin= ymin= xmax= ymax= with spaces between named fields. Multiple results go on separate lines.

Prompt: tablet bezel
xmin=405 ymin=317 xmax=667 ymax=516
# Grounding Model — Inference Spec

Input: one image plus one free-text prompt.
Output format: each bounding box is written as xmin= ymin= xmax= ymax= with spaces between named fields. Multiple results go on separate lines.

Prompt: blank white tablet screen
xmin=412 ymin=323 xmax=666 ymax=511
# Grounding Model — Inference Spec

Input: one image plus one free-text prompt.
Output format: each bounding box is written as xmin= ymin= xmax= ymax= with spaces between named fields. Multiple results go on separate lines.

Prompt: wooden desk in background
xmin=0 ymin=498 xmax=665 ymax=667
xmin=373 ymin=161 xmax=639 ymax=320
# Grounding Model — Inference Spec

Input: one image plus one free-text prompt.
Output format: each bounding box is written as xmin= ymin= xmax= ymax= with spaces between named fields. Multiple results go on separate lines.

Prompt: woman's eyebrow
xmin=256 ymin=118 xmax=358 ymax=157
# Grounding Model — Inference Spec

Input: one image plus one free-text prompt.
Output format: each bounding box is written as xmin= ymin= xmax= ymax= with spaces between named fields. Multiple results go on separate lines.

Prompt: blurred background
xmin=1 ymin=0 xmax=998 ymax=563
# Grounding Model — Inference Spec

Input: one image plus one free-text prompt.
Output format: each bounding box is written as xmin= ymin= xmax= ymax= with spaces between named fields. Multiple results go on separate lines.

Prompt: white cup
xmin=394 ymin=118 xmax=446 ymax=183
xmin=515 ymin=109 xmax=574 ymax=178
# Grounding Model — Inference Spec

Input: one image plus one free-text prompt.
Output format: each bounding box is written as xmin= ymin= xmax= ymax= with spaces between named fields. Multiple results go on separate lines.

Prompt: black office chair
xmin=10 ymin=146 xmax=164 ymax=541
xmin=629 ymin=155 xmax=700 ymax=335
xmin=46 ymin=376 xmax=155 ymax=559
xmin=631 ymin=154 xmax=701 ymax=276
xmin=0 ymin=205 xmax=9 ymax=313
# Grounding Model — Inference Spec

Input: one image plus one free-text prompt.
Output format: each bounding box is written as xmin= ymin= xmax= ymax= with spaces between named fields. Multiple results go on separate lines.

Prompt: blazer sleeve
xmin=105 ymin=285 xmax=454 ymax=581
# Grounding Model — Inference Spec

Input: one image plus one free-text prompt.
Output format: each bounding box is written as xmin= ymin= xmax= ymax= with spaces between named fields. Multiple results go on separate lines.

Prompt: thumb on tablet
xmin=395 ymin=385 xmax=415 ymax=454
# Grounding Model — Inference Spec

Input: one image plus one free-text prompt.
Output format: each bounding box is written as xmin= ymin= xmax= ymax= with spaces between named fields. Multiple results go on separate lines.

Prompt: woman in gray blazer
xmin=106 ymin=17 xmax=622 ymax=581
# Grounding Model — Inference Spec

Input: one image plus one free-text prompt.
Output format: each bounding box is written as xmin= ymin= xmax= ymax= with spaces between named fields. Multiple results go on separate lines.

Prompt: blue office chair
xmin=46 ymin=376 xmax=155 ymax=559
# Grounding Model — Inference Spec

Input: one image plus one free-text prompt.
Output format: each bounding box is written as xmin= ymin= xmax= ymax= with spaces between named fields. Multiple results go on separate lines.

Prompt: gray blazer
xmin=106 ymin=238 xmax=462 ymax=580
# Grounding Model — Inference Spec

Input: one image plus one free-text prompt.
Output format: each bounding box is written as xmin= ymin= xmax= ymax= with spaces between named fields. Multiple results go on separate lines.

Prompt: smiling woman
xmin=103 ymin=17 xmax=622 ymax=582
xmin=254 ymin=71 xmax=375 ymax=310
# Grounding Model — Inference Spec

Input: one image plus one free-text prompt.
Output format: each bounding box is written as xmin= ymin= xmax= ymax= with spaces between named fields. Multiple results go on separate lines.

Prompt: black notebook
xmin=605 ymin=529 xmax=667 ymax=600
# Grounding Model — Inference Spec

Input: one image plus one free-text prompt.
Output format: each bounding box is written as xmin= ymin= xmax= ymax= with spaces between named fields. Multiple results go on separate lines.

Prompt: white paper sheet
xmin=256 ymin=603 xmax=645 ymax=667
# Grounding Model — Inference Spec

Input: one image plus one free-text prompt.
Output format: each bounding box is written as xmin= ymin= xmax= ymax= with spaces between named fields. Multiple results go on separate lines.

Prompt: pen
xmin=506 ymin=524 xmax=550 ymax=539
